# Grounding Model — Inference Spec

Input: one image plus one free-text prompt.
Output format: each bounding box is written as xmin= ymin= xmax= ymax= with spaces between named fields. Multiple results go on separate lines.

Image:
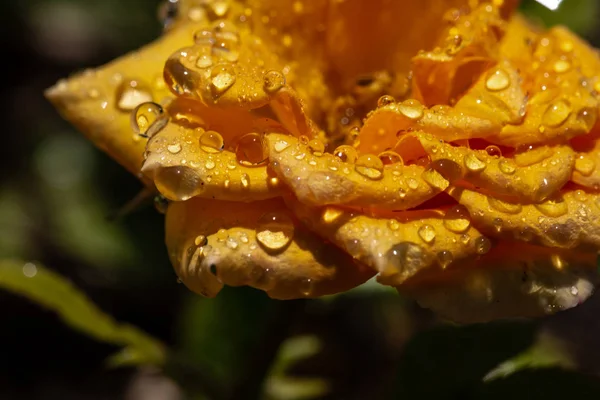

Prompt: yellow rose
xmin=46 ymin=0 xmax=600 ymax=323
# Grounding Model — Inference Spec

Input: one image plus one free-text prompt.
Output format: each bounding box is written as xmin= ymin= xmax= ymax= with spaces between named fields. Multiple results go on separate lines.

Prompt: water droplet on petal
xmin=485 ymin=145 xmax=502 ymax=157
xmin=488 ymin=197 xmax=522 ymax=214
xmin=535 ymin=197 xmax=568 ymax=217
xmin=542 ymin=99 xmax=571 ymax=127
xmin=378 ymin=151 xmax=403 ymax=165
xmin=153 ymin=195 xmax=169 ymax=214
xmin=236 ymin=133 xmax=268 ymax=166
xmin=485 ymin=68 xmax=510 ymax=91
xmin=164 ymin=49 xmax=198 ymax=96
xmin=418 ymin=224 xmax=436 ymax=244
xmin=475 ymin=236 xmax=491 ymax=254
xmin=377 ymin=95 xmax=395 ymax=108
xmin=333 ymin=145 xmax=357 ymax=163
xmin=274 ymin=139 xmax=290 ymax=152
xmin=155 ymin=166 xmax=203 ymax=201
xmin=116 ymin=79 xmax=153 ymax=111
xmin=553 ymin=59 xmax=571 ymax=74
xmin=355 ymin=154 xmax=384 ymax=180
xmin=205 ymin=159 xmax=216 ymax=169
xmin=263 ymin=70 xmax=286 ymax=93
xmin=256 ymin=212 xmax=295 ymax=253
xmin=210 ymin=64 xmax=236 ymax=95
xmin=431 ymin=159 xmax=462 ymax=181
xmin=308 ymin=139 xmax=325 ymax=155
xmin=194 ymin=235 xmax=208 ymax=246
xmin=199 ymin=130 xmax=224 ymax=153
xmin=168 ymin=143 xmax=182 ymax=154
xmin=437 ymin=250 xmax=453 ymax=268
xmin=498 ymin=159 xmax=516 ymax=174
xmin=464 ymin=153 xmax=487 ymax=172
xmin=443 ymin=205 xmax=471 ymax=233
xmin=241 ymin=173 xmax=250 ymax=188
xmin=387 ymin=219 xmax=400 ymax=231
xmin=398 ymin=99 xmax=424 ymax=120
xmin=130 ymin=102 xmax=169 ymax=137
xmin=574 ymin=155 xmax=596 ymax=176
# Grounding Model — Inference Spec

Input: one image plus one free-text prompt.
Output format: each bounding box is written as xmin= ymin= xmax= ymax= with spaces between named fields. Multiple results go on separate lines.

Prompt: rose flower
xmin=46 ymin=0 xmax=600 ymax=323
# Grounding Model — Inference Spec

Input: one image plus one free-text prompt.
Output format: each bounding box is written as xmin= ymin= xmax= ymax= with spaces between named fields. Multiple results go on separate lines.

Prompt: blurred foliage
xmin=1 ymin=0 xmax=600 ymax=399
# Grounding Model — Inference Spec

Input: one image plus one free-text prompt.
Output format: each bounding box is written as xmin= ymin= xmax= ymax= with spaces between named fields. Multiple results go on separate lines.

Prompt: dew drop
xmin=485 ymin=145 xmax=502 ymax=157
xmin=377 ymin=95 xmax=395 ymax=108
xmin=355 ymin=154 xmax=384 ymax=180
xmin=542 ymin=99 xmax=572 ymax=128
xmin=534 ymin=197 xmax=568 ymax=217
xmin=576 ymin=107 xmax=598 ymax=131
xmin=210 ymin=64 xmax=236 ymax=95
xmin=498 ymin=159 xmax=516 ymax=175
xmin=164 ymin=49 xmax=198 ymax=96
xmin=194 ymin=235 xmax=208 ymax=246
xmin=421 ymin=168 xmax=449 ymax=190
xmin=437 ymin=250 xmax=453 ymax=268
xmin=407 ymin=178 xmax=419 ymax=190
xmin=195 ymin=44 xmax=214 ymax=69
xmin=116 ymin=79 xmax=153 ymax=111
xmin=474 ymin=236 xmax=491 ymax=254
xmin=212 ymin=30 xmax=240 ymax=63
xmin=488 ymin=197 xmax=522 ymax=214
xmin=459 ymin=234 xmax=471 ymax=245
xmin=443 ymin=205 xmax=471 ymax=233
xmin=552 ymin=59 xmax=571 ymax=74
xmin=464 ymin=153 xmax=487 ymax=172
xmin=492 ymin=218 xmax=503 ymax=233
xmin=398 ymin=99 xmax=424 ymax=120
xmin=241 ymin=173 xmax=250 ymax=188
xmin=485 ymin=68 xmax=510 ymax=91
xmin=256 ymin=212 xmax=295 ymax=253
xmin=235 ymin=133 xmax=268 ymax=166
xmin=130 ymin=102 xmax=169 ymax=138
xmin=168 ymin=143 xmax=182 ymax=154
xmin=274 ymin=139 xmax=290 ymax=152
xmin=418 ymin=224 xmax=436 ymax=244
xmin=155 ymin=166 xmax=203 ymax=201
xmin=550 ymin=254 xmax=566 ymax=270
xmin=199 ymin=130 xmax=225 ymax=153
xmin=226 ymin=236 xmax=239 ymax=249
xmin=387 ymin=219 xmax=400 ymax=231
xmin=333 ymin=145 xmax=358 ymax=164
xmin=308 ymin=139 xmax=325 ymax=155
xmin=574 ymin=155 xmax=596 ymax=176
xmin=263 ymin=70 xmax=286 ymax=93
xmin=205 ymin=159 xmax=216 ymax=170
xmin=378 ymin=151 xmax=403 ymax=166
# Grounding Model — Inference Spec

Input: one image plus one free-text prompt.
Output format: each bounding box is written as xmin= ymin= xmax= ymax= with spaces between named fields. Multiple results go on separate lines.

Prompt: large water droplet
xmin=263 ymin=70 xmax=286 ymax=93
xmin=474 ymin=236 xmax=491 ymax=254
xmin=355 ymin=154 xmax=384 ymax=180
xmin=398 ymin=99 xmax=424 ymax=120
xmin=164 ymin=49 xmax=198 ymax=96
xmin=443 ymin=205 xmax=471 ymax=233
xmin=235 ymin=133 xmax=268 ymax=166
xmin=210 ymin=64 xmax=236 ymax=95
xmin=437 ymin=250 xmax=453 ymax=268
xmin=130 ymin=102 xmax=169 ymax=138
xmin=535 ymin=197 xmax=568 ymax=217
xmin=256 ymin=212 xmax=295 ymax=253
xmin=485 ymin=68 xmax=510 ymax=91
xmin=378 ymin=151 xmax=403 ymax=165
xmin=333 ymin=145 xmax=358 ymax=163
xmin=498 ymin=159 xmax=516 ymax=175
xmin=418 ymin=224 xmax=436 ymax=244
xmin=199 ymin=130 xmax=224 ymax=153
xmin=464 ymin=153 xmax=487 ymax=172
xmin=155 ymin=166 xmax=204 ymax=201
xmin=377 ymin=95 xmax=395 ymax=108
xmin=308 ymin=139 xmax=325 ymax=155
xmin=542 ymin=99 xmax=572 ymax=127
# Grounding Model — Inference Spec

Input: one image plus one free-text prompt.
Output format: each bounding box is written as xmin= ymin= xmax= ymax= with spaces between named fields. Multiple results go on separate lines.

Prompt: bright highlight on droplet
xmin=534 ymin=0 xmax=563 ymax=11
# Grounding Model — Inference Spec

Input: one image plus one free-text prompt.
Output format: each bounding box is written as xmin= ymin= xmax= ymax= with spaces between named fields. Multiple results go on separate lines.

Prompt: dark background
xmin=1 ymin=1 xmax=600 ymax=399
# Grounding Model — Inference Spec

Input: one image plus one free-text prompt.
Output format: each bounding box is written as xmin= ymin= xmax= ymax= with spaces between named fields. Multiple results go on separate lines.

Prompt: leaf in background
xmin=0 ymin=259 xmax=166 ymax=367
xmin=483 ymin=330 xmax=575 ymax=381
xmin=34 ymin=133 xmax=138 ymax=269
xmin=0 ymin=188 xmax=35 ymax=259
xmin=263 ymin=335 xmax=329 ymax=400
xmin=520 ymin=0 xmax=600 ymax=36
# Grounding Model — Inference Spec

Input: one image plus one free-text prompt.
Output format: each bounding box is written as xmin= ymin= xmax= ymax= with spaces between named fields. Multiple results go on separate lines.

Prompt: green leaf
xmin=0 ymin=259 xmax=166 ymax=367
xmin=483 ymin=330 xmax=575 ymax=381
xmin=520 ymin=0 xmax=600 ymax=36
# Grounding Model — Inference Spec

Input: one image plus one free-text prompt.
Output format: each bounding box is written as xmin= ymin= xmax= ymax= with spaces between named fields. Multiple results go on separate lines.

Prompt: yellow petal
xmin=142 ymin=119 xmax=284 ymax=201
xmin=571 ymin=130 xmax=600 ymax=189
xmin=266 ymin=134 xmax=444 ymax=210
xmin=166 ymin=197 xmax=374 ymax=299
xmin=415 ymin=132 xmax=575 ymax=202
xmin=402 ymin=243 xmax=598 ymax=323
xmin=450 ymin=187 xmax=600 ymax=251
xmin=287 ymin=197 xmax=486 ymax=287
xmin=44 ymin=22 xmax=200 ymax=177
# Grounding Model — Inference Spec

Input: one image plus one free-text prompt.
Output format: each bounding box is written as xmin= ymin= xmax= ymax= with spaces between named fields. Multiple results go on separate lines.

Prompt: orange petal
xmin=266 ymin=134 xmax=445 ymax=211
xmin=44 ymin=23 xmax=201 ymax=177
xmin=286 ymin=197 xmax=487 ymax=287
xmin=166 ymin=197 xmax=374 ymax=299
xmin=416 ymin=133 xmax=575 ymax=202
xmin=571 ymin=129 xmax=600 ymax=189
xmin=450 ymin=187 xmax=600 ymax=251
xmin=401 ymin=242 xmax=598 ymax=323
xmin=142 ymin=120 xmax=284 ymax=201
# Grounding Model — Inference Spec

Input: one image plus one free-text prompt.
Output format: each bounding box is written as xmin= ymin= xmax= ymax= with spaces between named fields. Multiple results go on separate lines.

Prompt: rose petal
xmin=286 ymin=196 xmax=486 ymax=287
xmin=142 ymin=119 xmax=285 ymax=201
xmin=450 ymin=187 xmax=600 ymax=251
xmin=402 ymin=243 xmax=598 ymax=323
xmin=166 ymin=197 xmax=374 ymax=299
xmin=267 ymin=134 xmax=445 ymax=210
xmin=415 ymin=132 xmax=575 ymax=202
